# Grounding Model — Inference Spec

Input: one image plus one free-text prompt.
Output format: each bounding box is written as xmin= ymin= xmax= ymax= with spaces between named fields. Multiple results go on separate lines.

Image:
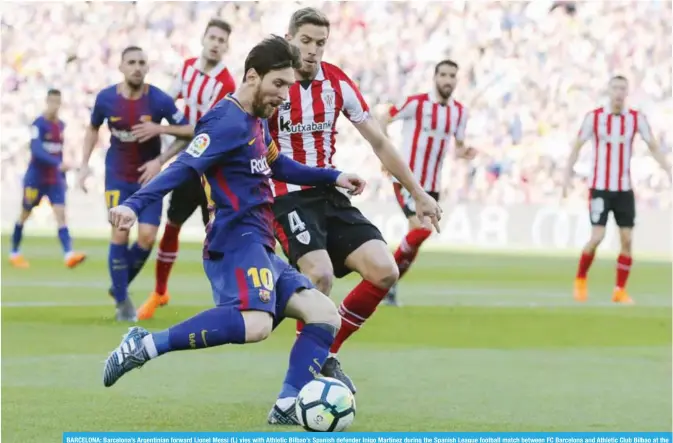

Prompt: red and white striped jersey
xmin=388 ymin=92 xmax=467 ymax=193
xmin=268 ymin=62 xmax=370 ymax=197
xmin=577 ymin=107 xmax=654 ymax=192
xmin=168 ymin=57 xmax=236 ymax=124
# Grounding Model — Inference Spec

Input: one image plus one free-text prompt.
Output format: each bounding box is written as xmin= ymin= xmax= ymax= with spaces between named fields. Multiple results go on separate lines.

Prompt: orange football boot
xmin=612 ymin=287 xmax=634 ymax=304
xmin=65 ymin=252 xmax=87 ymax=269
xmin=9 ymin=254 xmax=30 ymax=269
xmin=137 ymin=292 xmax=171 ymax=320
xmin=573 ymin=278 xmax=588 ymax=302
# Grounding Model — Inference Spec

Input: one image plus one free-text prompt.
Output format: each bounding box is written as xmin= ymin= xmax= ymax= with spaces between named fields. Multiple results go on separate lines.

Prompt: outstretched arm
xmin=123 ymin=161 xmax=196 ymax=215
xmin=270 ymin=153 xmax=340 ymax=186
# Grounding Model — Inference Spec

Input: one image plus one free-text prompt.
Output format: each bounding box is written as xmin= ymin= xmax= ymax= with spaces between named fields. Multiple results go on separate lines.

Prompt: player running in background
xmin=138 ymin=18 xmax=237 ymax=320
xmin=78 ymin=46 xmax=194 ymax=322
xmin=563 ymin=75 xmax=671 ymax=304
xmin=9 ymin=89 xmax=86 ymax=269
xmin=268 ymin=8 xmax=442 ymax=395
xmin=102 ymin=37 xmax=365 ymax=428
xmin=379 ymin=60 xmax=476 ymax=306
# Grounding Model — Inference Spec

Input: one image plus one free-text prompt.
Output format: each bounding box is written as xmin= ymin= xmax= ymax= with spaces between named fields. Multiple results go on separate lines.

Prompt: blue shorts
xmin=22 ymin=179 xmax=65 ymax=210
xmin=203 ymin=243 xmax=314 ymax=327
xmin=105 ymin=179 xmax=162 ymax=226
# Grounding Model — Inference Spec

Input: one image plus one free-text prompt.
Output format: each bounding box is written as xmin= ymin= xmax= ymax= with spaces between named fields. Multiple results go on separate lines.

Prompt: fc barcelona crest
xmin=259 ymin=289 xmax=271 ymax=303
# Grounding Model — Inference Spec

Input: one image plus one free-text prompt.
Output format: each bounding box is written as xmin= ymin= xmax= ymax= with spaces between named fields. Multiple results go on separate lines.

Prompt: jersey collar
xmin=198 ymin=57 xmax=227 ymax=78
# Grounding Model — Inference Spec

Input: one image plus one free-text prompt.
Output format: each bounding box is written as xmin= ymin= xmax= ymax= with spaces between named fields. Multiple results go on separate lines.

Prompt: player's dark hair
xmin=610 ymin=75 xmax=628 ymax=83
xmin=243 ymin=35 xmax=301 ymax=82
xmin=288 ymin=7 xmax=330 ymax=36
xmin=47 ymin=89 xmax=61 ymax=97
xmin=121 ymin=46 xmax=143 ymax=61
xmin=435 ymin=59 xmax=459 ymax=74
xmin=204 ymin=18 xmax=232 ymax=36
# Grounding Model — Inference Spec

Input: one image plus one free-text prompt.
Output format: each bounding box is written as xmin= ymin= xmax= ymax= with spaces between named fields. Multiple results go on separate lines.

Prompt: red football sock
xmin=330 ymin=280 xmax=389 ymax=353
xmin=616 ymin=254 xmax=632 ymax=289
xmin=576 ymin=252 xmax=595 ymax=279
xmin=155 ymin=223 xmax=181 ymax=295
xmin=394 ymin=228 xmax=432 ymax=278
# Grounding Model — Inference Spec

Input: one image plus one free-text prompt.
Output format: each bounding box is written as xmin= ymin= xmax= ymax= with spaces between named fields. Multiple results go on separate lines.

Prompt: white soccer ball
xmin=295 ymin=377 xmax=356 ymax=432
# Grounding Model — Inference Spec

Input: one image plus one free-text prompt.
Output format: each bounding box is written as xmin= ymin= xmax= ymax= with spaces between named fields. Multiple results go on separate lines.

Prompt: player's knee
xmin=586 ymin=228 xmax=605 ymax=250
xmin=304 ymin=266 xmax=334 ymax=295
xmin=137 ymin=227 xmax=158 ymax=249
xmin=298 ymin=289 xmax=340 ymax=329
xmin=111 ymin=228 xmax=129 ymax=244
xmin=361 ymin=258 xmax=399 ymax=290
xmin=619 ymin=230 xmax=632 ymax=253
xmin=241 ymin=311 xmax=273 ymax=343
xmin=52 ymin=205 xmax=66 ymax=227
xmin=18 ymin=208 xmax=32 ymax=223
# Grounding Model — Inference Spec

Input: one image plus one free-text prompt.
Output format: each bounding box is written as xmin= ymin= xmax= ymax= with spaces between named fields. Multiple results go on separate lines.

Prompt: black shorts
xmin=588 ymin=189 xmax=635 ymax=228
xmin=271 ymin=186 xmax=385 ymax=278
xmin=166 ymin=173 xmax=209 ymax=226
xmin=393 ymin=183 xmax=440 ymax=218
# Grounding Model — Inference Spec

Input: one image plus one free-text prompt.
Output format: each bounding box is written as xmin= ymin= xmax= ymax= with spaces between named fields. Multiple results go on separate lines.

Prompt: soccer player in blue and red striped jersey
xmin=102 ymin=36 xmax=365 ymax=425
xmin=9 ymin=89 xmax=87 ymax=269
xmin=79 ymin=46 xmax=194 ymax=321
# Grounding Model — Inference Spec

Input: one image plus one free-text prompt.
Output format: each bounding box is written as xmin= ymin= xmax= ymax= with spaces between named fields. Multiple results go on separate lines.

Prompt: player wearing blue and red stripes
xmin=9 ymin=89 xmax=87 ymax=269
xmin=102 ymin=36 xmax=365 ymax=426
xmin=79 ymin=46 xmax=193 ymax=321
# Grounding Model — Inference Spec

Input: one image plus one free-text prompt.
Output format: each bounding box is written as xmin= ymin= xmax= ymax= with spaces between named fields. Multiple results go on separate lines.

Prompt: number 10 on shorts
xmin=247 ymin=267 xmax=274 ymax=291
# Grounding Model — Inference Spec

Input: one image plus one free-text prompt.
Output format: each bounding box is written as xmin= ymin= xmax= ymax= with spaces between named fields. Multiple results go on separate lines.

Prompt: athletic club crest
xmin=321 ymin=91 xmax=335 ymax=108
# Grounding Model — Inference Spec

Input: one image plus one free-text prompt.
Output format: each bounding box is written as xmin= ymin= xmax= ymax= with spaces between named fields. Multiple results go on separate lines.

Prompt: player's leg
xmin=320 ymin=199 xmax=398 ymax=393
xmin=125 ymin=198 xmax=162 ymax=288
xmin=384 ymin=183 xmax=434 ymax=306
xmin=611 ymin=191 xmax=635 ymax=304
xmin=48 ymin=184 xmax=86 ymax=269
xmin=574 ymin=190 xmax=609 ymax=301
xmin=139 ymin=179 xmax=202 ymax=319
xmin=269 ymin=258 xmax=340 ymax=425
xmin=102 ymin=245 xmax=279 ymax=387
xmin=271 ymin=191 xmax=332 ymax=333
xmin=105 ymin=185 xmax=135 ymax=321
xmin=9 ymin=184 xmax=39 ymax=268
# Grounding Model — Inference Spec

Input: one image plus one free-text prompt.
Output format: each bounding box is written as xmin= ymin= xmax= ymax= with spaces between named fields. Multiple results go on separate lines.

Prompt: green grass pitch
xmin=2 ymin=237 xmax=671 ymax=439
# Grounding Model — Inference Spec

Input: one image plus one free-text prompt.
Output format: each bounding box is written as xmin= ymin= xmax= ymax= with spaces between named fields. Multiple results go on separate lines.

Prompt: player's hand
xmin=59 ymin=162 xmax=72 ymax=172
xmin=132 ymin=122 xmax=163 ymax=143
xmin=138 ymin=158 xmax=161 ymax=185
xmin=413 ymin=191 xmax=443 ymax=232
xmin=77 ymin=165 xmax=91 ymax=193
xmin=336 ymin=173 xmax=367 ymax=196
xmin=457 ymin=146 xmax=477 ymax=160
xmin=108 ymin=205 xmax=137 ymax=231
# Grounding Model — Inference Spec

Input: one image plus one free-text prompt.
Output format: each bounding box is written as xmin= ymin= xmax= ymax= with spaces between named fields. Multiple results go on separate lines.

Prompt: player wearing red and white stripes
xmin=137 ymin=18 xmax=236 ymax=320
xmin=563 ymin=75 xmax=671 ymax=305
xmin=267 ymin=8 xmax=442 ymax=420
xmin=379 ymin=60 xmax=476 ymax=306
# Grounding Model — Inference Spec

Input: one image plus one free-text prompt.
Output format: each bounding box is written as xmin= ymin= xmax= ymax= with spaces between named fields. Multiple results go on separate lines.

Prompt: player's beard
xmin=437 ymin=85 xmax=453 ymax=100
xmin=251 ymin=87 xmax=271 ymax=118
xmin=126 ymin=78 xmax=144 ymax=91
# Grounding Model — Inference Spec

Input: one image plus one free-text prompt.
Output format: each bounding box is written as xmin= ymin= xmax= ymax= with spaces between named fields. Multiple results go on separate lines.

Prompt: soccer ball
xmin=295 ymin=377 xmax=356 ymax=432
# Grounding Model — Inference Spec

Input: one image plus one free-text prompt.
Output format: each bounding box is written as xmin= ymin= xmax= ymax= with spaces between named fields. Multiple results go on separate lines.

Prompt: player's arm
xmin=120 ymin=118 xmax=236 ymax=218
xmin=452 ymin=109 xmax=476 ymax=159
xmin=562 ymin=112 xmax=593 ymax=197
xmin=29 ymin=123 xmax=62 ymax=168
xmin=379 ymin=96 xmax=415 ymax=136
xmin=132 ymin=91 xmax=194 ymax=142
xmin=340 ymin=76 xmax=441 ymax=227
xmin=267 ymin=142 xmax=365 ymax=194
xmin=638 ymin=114 xmax=671 ymax=181
xmin=79 ymin=93 xmax=105 ymax=190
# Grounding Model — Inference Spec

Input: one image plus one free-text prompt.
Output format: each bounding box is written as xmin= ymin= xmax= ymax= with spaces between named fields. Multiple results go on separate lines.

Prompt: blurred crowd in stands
xmin=2 ymin=1 xmax=671 ymax=208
